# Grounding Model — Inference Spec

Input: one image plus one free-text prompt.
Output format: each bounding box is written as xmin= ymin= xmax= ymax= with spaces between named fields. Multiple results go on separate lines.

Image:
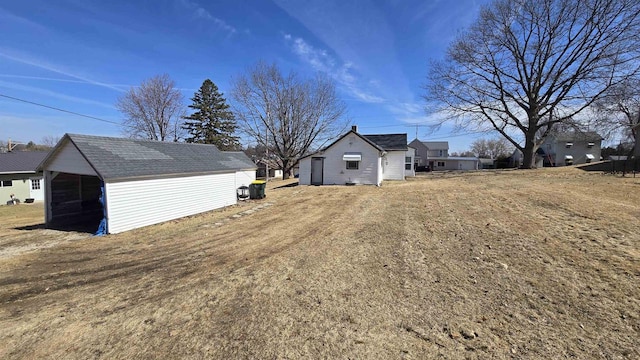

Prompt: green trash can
xmin=249 ymin=180 xmax=266 ymax=199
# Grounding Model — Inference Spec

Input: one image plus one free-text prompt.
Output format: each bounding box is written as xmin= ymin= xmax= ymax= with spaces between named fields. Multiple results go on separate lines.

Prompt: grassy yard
xmin=0 ymin=169 xmax=638 ymax=359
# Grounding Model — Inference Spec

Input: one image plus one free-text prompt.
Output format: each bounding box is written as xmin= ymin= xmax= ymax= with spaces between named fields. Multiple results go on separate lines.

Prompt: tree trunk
xmin=521 ymin=130 xmax=537 ymax=169
xmin=282 ymin=159 xmax=290 ymax=180
xmin=634 ymin=124 xmax=640 ymax=159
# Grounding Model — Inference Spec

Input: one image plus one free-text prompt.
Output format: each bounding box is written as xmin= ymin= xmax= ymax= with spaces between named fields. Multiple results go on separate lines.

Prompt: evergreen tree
xmin=182 ymin=79 xmax=241 ymax=150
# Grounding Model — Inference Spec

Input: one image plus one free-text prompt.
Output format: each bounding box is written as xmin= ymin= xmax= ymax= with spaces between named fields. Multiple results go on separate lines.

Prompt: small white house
xmin=298 ymin=126 xmax=413 ymax=186
xmin=38 ymin=134 xmax=256 ymax=234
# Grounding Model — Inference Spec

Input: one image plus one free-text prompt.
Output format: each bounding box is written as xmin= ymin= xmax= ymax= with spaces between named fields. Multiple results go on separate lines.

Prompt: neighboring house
xmin=298 ymin=126 xmax=414 ymax=186
xmin=479 ymin=158 xmax=496 ymax=169
xmin=256 ymin=159 xmax=284 ymax=179
xmin=509 ymin=149 xmax=544 ymax=168
xmin=539 ymin=131 xmax=603 ymax=166
xmin=38 ymin=134 xmax=256 ymax=234
xmin=408 ymin=139 xmax=479 ymax=171
xmin=0 ymin=151 xmax=48 ymax=203
xmin=405 ymin=146 xmax=416 ymax=177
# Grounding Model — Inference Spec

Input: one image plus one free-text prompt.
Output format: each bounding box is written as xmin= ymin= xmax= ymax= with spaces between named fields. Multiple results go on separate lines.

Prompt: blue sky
xmin=0 ymin=0 xmax=489 ymax=152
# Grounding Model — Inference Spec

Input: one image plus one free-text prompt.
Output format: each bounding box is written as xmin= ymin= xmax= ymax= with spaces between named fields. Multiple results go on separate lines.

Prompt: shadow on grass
xmin=14 ymin=222 xmax=96 ymax=234
xmin=272 ymin=181 xmax=299 ymax=190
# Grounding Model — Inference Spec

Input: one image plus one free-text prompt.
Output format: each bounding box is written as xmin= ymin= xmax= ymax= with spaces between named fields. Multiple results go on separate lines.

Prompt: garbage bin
xmin=249 ymin=180 xmax=266 ymax=199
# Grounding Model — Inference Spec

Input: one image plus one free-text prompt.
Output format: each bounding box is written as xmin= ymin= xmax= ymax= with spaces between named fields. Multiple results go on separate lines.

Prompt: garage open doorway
xmin=48 ymin=172 xmax=103 ymax=233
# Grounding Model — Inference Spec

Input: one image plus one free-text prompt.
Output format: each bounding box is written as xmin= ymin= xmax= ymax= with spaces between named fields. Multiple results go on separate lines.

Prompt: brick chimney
xmin=351 ymin=125 xmax=358 ymax=133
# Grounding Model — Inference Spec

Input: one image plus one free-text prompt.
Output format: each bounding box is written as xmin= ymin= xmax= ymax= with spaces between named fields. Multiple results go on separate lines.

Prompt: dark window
xmin=1 ymin=180 xmax=12 ymax=187
xmin=437 ymin=161 xmax=445 ymax=167
xmin=346 ymin=161 xmax=359 ymax=170
xmin=405 ymin=163 xmax=412 ymax=170
xmin=31 ymin=179 xmax=41 ymax=190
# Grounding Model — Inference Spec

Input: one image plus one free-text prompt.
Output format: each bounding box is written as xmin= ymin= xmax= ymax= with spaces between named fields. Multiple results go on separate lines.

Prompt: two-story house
xmin=408 ymin=139 xmax=479 ymax=171
xmin=539 ymin=131 xmax=603 ymax=166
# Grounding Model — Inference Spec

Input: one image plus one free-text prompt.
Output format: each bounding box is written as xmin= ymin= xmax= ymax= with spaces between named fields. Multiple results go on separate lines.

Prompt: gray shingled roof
xmin=41 ymin=134 xmax=256 ymax=180
xmin=552 ymin=131 xmax=603 ymax=142
xmin=0 ymin=151 xmax=49 ymax=174
xmin=363 ymin=134 xmax=408 ymax=151
xmin=422 ymin=141 xmax=449 ymax=150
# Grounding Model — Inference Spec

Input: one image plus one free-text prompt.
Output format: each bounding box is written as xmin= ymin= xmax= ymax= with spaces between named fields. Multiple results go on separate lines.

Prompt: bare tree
xmin=594 ymin=78 xmax=640 ymax=158
xmin=40 ymin=135 xmax=61 ymax=147
xmin=470 ymin=138 xmax=514 ymax=159
xmin=232 ymin=62 xmax=348 ymax=179
xmin=116 ymin=74 xmax=185 ymax=141
xmin=425 ymin=0 xmax=640 ymax=168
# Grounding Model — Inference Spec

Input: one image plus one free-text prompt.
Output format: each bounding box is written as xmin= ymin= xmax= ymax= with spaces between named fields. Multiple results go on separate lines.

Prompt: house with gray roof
xmin=38 ymin=134 xmax=256 ymax=234
xmin=298 ymin=126 xmax=414 ymax=186
xmin=408 ymin=139 xmax=479 ymax=171
xmin=0 ymin=151 xmax=49 ymax=203
xmin=539 ymin=131 xmax=603 ymax=166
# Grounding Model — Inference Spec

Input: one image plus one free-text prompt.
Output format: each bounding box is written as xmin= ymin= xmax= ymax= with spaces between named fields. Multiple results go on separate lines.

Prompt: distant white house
xmin=298 ymin=126 xmax=414 ymax=186
xmin=408 ymin=139 xmax=479 ymax=171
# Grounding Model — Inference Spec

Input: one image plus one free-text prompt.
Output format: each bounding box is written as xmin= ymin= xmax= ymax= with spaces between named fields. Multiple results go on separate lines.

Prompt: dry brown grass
xmin=0 ymin=170 xmax=638 ymax=359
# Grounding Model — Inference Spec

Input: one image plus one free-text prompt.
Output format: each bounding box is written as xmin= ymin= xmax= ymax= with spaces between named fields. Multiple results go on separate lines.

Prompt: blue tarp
xmin=94 ymin=182 xmax=107 ymax=236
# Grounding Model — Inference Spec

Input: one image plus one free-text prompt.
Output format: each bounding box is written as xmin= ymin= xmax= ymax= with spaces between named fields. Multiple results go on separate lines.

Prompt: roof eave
xmin=104 ymin=168 xmax=256 ymax=183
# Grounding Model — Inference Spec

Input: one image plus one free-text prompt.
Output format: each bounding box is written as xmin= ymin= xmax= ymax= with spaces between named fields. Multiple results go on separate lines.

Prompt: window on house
xmin=1 ymin=180 xmax=12 ymax=187
xmin=587 ymin=142 xmax=595 ymax=148
xmin=346 ymin=161 xmax=359 ymax=170
xmin=31 ymin=179 xmax=41 ymax=190
xmin=439 ymin=150 xmax=444 ymax=156
xmin=437 ymin=161 xmax=445 ymax=167
xmin=585 ymin=154 xmax=595 ymax=163
xmin=564 ymin=155 xmax=573 ymax=165
xmin=565 ymin=142 xmax=573 ymax=148
xmin=405 ymin=156 xmax=412 ymax=170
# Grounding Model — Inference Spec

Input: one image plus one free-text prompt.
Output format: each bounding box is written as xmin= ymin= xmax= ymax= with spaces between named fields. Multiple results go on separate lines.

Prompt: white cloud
xmin=0 ymin=49 xmax=124 ymax=92
xmin=0 ymin=80 xmax=117 ymax=109
xmin=178 ymin=0 xmax=236 ymax=35
xmin=286 ymin=35 xmax=385 ymax=104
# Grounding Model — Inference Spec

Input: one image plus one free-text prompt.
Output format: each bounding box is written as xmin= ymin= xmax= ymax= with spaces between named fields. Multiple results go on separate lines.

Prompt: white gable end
xmin=46 ymin=141 xmax=97 ymax=176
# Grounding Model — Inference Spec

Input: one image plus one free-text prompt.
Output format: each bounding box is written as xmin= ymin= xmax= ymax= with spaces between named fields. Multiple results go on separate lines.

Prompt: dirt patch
xmin=0 ymin=171 xmax=638 ymax=359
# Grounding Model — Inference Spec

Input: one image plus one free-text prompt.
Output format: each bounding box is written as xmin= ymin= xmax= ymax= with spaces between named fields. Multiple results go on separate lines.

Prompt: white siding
xmin=235 ymin=170 xmax=255 ymax=188
xmin=299 ymin=157 xmax=311 ymax=185
xmin=382 ymin=151 xmax=405 ymax=180
xmin=47 ymin=141 xmax=97 ymax=176
xmin=322 ymin=135 xmax=381 ymax=185
xmin=105 ymin=173 xmax=237 ymax=233
xmin=405 ymin=147 xmax=415 ymax=177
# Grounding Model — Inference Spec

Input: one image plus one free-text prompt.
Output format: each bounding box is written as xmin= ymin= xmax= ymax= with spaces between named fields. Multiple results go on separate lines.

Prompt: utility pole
xmin=264 ymin=108 xmax=270 ymax=183
xmin=265 ymin=125 xmax=269 ymax=183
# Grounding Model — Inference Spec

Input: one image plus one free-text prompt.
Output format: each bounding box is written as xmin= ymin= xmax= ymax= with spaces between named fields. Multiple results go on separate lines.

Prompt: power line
xmin=0 ymin=93 xmax=121 ymax=125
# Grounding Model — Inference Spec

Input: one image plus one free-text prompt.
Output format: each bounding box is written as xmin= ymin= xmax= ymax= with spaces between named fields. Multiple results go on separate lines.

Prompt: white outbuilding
xmin=38 ymin=134 xmax=256 ymax=234
xmin=298 ymin=126 xmax=413 ymax=186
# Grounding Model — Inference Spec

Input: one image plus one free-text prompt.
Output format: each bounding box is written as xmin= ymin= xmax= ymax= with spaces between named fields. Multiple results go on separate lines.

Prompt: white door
xmin=311 ymin=158 xmax=323 ymax=185
xmin=29 ymin=177 xmax=44 ymax=201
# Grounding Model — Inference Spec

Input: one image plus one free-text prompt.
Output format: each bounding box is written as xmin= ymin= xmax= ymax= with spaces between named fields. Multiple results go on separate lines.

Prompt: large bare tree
xmin=232 ymin=62 xmax=348 ymax=179
xmin=425 ymin=0 xmax=640 ymax=168
xmin=470 ymin=137 xmax=514 ymax=159
xmin=117 ymin=74 xmax=185 ymax=141
xmin=594 ymin=78 xmax=640 ymax=158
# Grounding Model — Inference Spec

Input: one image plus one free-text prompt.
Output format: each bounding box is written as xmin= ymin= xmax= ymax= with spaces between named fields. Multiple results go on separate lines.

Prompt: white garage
xmin=38 ymin=134 xmax=256 ymax=234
